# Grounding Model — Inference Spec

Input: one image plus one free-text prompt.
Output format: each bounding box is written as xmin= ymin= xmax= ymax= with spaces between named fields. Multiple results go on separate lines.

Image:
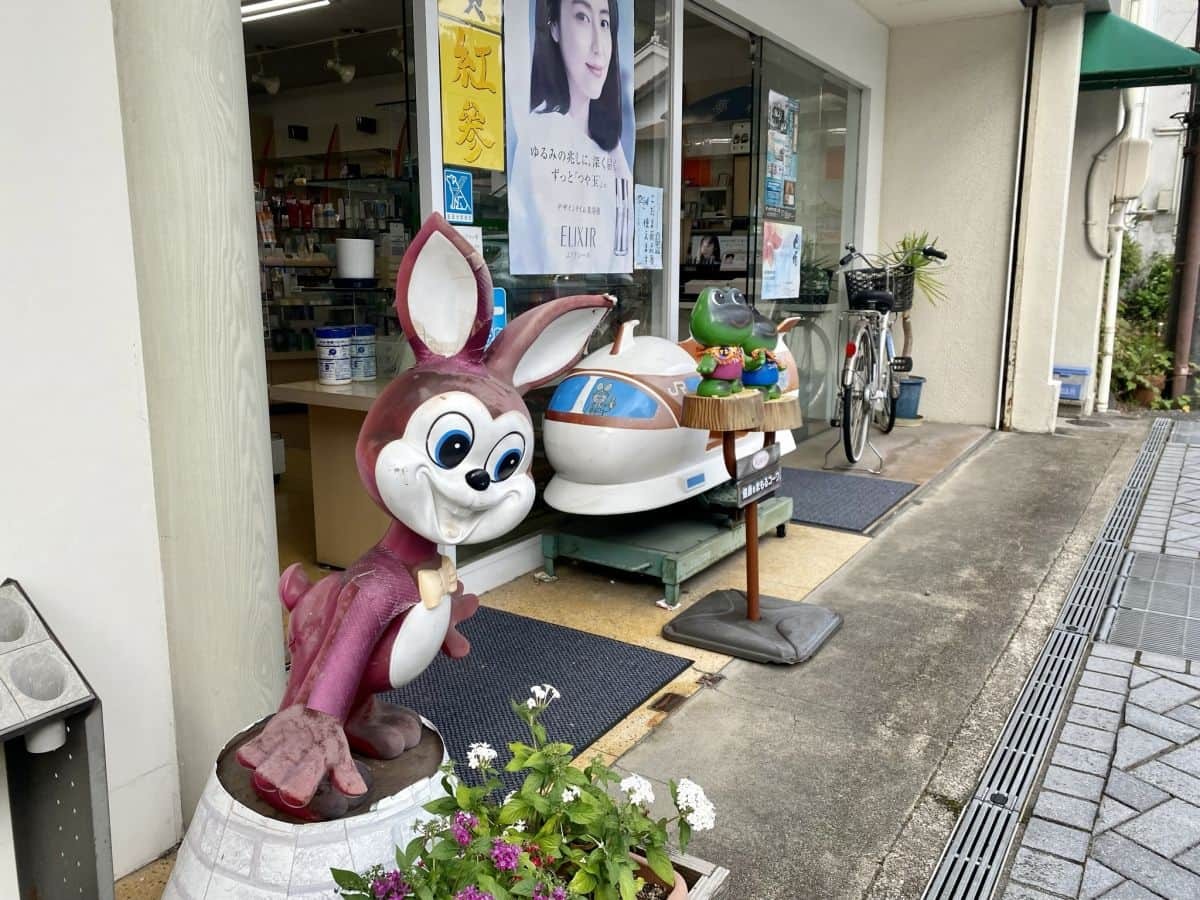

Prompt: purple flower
xmin=490 ymin=837 xmax=520 ymax=872
xmin=533 ymin=887 xmax=567 ymax=900
xmin=454 ymin=888 xmax=494 ymax=900
xmin=452 ymin=811 xmax=477 ymax=847
xmin=370 ymin=869 xmax=410 ymax=899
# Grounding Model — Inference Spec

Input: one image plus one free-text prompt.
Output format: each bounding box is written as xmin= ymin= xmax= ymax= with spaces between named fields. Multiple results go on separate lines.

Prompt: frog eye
xmin=487 ymin=432 xmax=526 ymax=482
xmin=426 ymin=412 xmax=474 ymax=469
xmin=712 ymin=290 xmax=728 ymax=305
xmin=730 ymin=290 xmax=747 ymax=305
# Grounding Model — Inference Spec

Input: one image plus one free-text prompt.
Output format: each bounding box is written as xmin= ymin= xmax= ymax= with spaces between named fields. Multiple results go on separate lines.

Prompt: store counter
xmin=269 ymin=378 xmax=391 ymax=568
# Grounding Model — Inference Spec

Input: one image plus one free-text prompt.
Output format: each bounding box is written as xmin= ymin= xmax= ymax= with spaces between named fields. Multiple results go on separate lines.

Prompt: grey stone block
xmin=1097 ymin=795 xmax=1138 ymax=833
xmin=1168 ymin=704 xmax=1200 ymax=729
xmin=1159 ymin=739 xmax=1200 ymax=777
xmin=1116 ymin=798 xmax=1200 ymax=857
xmin=1094 ymin=645 xmax=1138 ymax=662
xmin=1062 ymin=722 xmax=1117 ymax=754
xmin=1100 ymin=880 xmax=1162 ymax=899
xmin=1088 ymin=657 xmax=1134 ymax=678
xmin=1129 ymin=678 xmax=1200 ymax=714
xmin=1021 ymin=817 xmax=1090 ymax=863
xmin=1133 ymin=761 xmax=1200 ymax=806
xmin=1125 ymin=703 xmax=1200 ymax=744
xmin=1115 ymin=726 xmax=1172 ymax=770
xmin=1081 ymin=671 xmax=1130 ymax=694
xmin=1033 ymin=790 xmax=1098 ymax=831
xmin=1010 ymin=847 xmax=1083 ymax=897
xmin=1001 ymin=885 xmax=1059 ymax=900
xmin=1076 ymin=686 xmax=1128 ymax=713
xmin=1069 ymin=703 xmax=1122 ymax=733
xmin=1080 ymin=858 xmax=1123 ymax=899
xmin=1043 ymin=765 xmax=1104 ymax=802
xmin=1177 ymin=844 xmax=1200 ymax=876
xmin=1106 ymin=769 xmax=1170 ymax=812
xmin=1053 ymin=744 xmax=1112 ymax=777
xmin=1092 ymin=831 xmax=1200 ymax=898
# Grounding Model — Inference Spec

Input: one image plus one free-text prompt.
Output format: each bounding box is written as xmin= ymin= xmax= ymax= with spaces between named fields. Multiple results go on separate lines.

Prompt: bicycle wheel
xmin=876 ymin=364 xmax=897 ymax=434
xmin=842 ymin=337 xmax=872 ymax=463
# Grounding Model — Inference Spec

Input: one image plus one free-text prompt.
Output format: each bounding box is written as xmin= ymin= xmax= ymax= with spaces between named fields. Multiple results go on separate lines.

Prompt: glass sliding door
xmin=752 ymin=38 xmax=861 ymax=438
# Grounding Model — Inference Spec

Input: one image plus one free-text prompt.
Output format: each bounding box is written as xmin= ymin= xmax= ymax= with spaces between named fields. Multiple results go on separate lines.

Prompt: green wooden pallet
xmin=542 ymin=496 xmax=793 ymax=607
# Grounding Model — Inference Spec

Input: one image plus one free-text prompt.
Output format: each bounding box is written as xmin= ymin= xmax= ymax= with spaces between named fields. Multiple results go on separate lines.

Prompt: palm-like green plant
xmin=883 ymin=231 xmax=949 ymax=358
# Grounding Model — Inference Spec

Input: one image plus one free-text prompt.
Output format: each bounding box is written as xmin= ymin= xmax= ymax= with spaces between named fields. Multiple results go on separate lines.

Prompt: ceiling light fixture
xmin=326 ymin=40 xmax=356 ymax=84
xmin=242 ymin=0 xmax=330 ymax=25
xmin=251 ymin=57 xmax=281 ymax=95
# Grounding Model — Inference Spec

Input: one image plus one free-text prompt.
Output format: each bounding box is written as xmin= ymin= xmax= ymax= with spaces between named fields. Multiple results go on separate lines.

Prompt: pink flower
xmin=370 ymin=869 xmax=410 ymax=899
xmin=490 ymin=837 xmax=520 ymax=872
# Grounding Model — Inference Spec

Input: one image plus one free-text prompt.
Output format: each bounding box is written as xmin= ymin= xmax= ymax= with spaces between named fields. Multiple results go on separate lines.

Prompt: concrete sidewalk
xmin=617 ymin=419 xmax=1151 ymax=899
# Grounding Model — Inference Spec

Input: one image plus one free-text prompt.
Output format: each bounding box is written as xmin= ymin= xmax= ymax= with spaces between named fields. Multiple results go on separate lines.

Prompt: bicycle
xmin=826 ymin=243 xmax=947 ymax=471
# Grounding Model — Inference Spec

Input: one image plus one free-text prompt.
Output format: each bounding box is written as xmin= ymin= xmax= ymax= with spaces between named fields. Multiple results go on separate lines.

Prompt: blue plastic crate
xmin=1053 ymin=365 xmax=1091 ymax=404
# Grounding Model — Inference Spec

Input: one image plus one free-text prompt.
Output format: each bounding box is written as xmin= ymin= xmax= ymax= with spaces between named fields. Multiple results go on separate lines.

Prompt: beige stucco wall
xmin=1055 ymin=90 xmax=1123 ymax=413
xmin=879 ymin=12 xmax=1029 ymax=425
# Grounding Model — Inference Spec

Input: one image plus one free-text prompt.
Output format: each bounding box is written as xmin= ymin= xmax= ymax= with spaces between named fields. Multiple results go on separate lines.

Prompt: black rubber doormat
xmin=776 ymin=468 xmax=917 ymax=532
xmin=382 ymin=606 xmax=691 ymax=787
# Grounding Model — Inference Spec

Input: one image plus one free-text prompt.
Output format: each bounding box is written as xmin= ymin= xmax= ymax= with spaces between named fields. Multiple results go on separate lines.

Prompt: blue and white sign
xmin=487 ymin=287 xmax=507 ymax=347
xmin=443 ymin=168 xmax=474 ymax=224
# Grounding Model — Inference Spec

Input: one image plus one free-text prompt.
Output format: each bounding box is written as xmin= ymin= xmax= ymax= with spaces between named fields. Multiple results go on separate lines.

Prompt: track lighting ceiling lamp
xmin=251 ymin=56 xmax=281 ymax=95
xmin=326 ymin=40 xmax=356 ymax=84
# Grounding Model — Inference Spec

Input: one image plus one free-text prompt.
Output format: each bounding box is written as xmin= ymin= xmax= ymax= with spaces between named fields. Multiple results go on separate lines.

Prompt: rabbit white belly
xmin=388 ymin=597 xmax=452 ymax=689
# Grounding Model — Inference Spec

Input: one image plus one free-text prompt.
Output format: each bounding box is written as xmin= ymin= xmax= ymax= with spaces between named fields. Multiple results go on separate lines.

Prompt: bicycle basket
xmin=843 ymin=265 xmax=915 ymax=312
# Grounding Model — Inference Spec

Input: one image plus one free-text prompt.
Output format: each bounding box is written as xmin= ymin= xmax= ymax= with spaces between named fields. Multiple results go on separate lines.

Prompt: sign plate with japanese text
xmin=735 ymin=443 xmax=783 ymax=509
xmin=439 ymin=17 xmax=505 ymax=172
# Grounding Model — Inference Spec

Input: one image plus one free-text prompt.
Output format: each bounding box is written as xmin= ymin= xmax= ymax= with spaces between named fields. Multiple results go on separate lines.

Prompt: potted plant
xmin=1113 ymin=319 xmax=1172 ymax=407
xmin=879 ymin=231 xmax=948 ymax=421
xmin=332 ymin=685 xmax=715 ymax=900
xmin=798 ymin=238 xmax=835 ymax=305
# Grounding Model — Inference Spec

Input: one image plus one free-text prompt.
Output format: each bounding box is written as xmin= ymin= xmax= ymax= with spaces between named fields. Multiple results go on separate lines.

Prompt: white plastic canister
xmin=316 ymin=326 xmax=353 ymax=385
xmin=352 ymin=324 xmax=377 ymax=381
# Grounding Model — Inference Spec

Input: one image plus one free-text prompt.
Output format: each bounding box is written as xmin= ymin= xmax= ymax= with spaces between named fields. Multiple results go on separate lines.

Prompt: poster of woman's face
xmin=504 ymin=0 xmax=635 ymax=275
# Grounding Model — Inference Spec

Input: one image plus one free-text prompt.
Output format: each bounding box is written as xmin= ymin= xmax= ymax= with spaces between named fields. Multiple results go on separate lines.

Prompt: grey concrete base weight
xmin=662 ymin=590 xmax=842 ymax=664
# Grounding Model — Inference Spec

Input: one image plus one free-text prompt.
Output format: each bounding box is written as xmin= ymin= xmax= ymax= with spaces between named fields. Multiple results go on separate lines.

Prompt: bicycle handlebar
xmin=839 ymin=243 xmax=948 ymax=269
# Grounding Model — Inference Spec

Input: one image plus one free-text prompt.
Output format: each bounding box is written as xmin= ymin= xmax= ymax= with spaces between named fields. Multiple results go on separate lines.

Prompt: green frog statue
xmin=741 ymin=310 xmax=787 ymax=401
xmin=690 ymin=287 xmax=755 ymax=397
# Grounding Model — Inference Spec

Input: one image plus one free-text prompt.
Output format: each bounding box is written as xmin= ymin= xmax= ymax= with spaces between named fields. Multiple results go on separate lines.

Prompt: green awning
xmin=1081 ymin=11 xmax=1200 ymax=91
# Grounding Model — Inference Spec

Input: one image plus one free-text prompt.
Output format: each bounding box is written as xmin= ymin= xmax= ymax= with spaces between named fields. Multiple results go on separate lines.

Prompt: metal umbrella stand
xmin=663 ymin=394 xmax=842 ymax=664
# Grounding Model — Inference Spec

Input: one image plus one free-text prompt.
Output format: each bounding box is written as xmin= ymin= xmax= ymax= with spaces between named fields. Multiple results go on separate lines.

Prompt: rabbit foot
xmin=345 ymin=695 xmax=424 ymax=759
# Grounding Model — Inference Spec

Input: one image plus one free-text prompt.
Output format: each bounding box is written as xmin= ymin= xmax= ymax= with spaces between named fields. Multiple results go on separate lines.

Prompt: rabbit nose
xmin=465 ymin=469 xmax=491 ymax=492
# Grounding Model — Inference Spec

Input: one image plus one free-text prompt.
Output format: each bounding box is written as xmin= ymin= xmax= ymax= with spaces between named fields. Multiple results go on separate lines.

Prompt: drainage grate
xmin=922 ymin=800 xmax=1019 ymax=900
xmin=1101 ymin=485 xmax=1148 ymax=544
xmin=1055 ymin=540 xmax=1123 ymax=635
xmin=973 ymin=630 xmax=1087 ymax=809
xmin=1104 ymin=552 xmax=1200 ymax=661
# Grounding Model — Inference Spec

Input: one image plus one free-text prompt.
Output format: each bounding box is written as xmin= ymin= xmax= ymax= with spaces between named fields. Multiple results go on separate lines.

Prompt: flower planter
xmin=656 ymin=850 xmax=730 ymax=899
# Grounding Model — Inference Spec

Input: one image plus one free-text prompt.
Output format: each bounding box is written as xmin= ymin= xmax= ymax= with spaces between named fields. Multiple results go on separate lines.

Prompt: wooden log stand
xmin=662 ymin=391 xmax=842 ymax=664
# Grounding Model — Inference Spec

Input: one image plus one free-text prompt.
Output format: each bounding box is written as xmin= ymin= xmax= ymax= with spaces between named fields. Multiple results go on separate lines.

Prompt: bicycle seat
xmin=851 ymin=290 xmax=894 ymax=312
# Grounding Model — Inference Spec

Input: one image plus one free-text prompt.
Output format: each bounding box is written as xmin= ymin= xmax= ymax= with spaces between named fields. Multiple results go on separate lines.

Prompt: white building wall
xmin=1055 ymin=90 xmax=1123 ymax=413
xmin=0 ymin=0 xmax=181 ymax=879
xmin=879 ymin=12 xmax=1029 ymax=425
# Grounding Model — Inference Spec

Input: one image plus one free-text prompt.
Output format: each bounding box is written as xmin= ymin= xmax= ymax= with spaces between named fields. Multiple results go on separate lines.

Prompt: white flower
xmin=503 ymin=790 xmax=516 ymax=805
xmin=526 ymin=697 xmax=538 ymax=709
xmin=467 ymin=742 xmax=497 ymax=770
xmin=561 ymin=786 xmax=581 ymax=803
xmin=619 ymin=774 xmax=655 ymax=808
xmin=512 ymin=819 xmax=526 ymax=832
xmin=543 ymin=683 xmax=561 ymax=701
xmin=530 ymin=684 xmax=548 ymax=702
xmin=529 ymin=683 xmax=561 ymax=705
xmin=675 ymin=778 xmax=715 ymax=832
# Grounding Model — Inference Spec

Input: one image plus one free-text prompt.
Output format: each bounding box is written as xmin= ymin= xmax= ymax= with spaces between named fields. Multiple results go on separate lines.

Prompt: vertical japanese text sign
xmin=438 ymin=0 xmax=505 ymax=171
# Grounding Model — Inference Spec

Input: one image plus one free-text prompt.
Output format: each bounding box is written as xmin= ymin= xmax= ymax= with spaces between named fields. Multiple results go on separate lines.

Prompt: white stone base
xmin=164 ymin=719 xmax=447 ymax=899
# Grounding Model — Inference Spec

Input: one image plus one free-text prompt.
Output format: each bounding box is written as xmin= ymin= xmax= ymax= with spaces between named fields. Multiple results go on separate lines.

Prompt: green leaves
xmin=885 ymin=231 xmax=949 ymax=306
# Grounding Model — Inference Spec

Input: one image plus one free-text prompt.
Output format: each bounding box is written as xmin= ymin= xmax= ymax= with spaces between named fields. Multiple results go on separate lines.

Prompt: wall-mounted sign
xmin=444 ymin=168 xmax=475 ymax=223
xmin=488 ymin=287 xmax=507 ymax=347
xmin=438 ymin=0 xmax=505 ymax=172
xmin=634 ymin=184 xmax=662 ymax=270
xmin=731 ymin=121 xmax=751 ymax=155
xmin=761 ymin=221 xmax=803 ymax=301
xmin=765 ymin=90 xmax=798 ymax=221
xmin=502 ymin=0 xmax=635 ymax=274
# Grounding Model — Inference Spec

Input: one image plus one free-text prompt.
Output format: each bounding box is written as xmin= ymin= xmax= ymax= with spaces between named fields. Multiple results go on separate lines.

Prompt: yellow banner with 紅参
xmin=438 ymin=0 xmax=501 ymax=35
xmin=439 ymin=19 xmax=504 ymax=171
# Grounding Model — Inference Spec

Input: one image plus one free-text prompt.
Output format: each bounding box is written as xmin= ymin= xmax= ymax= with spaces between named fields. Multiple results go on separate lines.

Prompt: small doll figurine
xmin=689 ymin=287 xmax=754 ymax=397
xmin=742 ymin=310 xmax=787 ymax=400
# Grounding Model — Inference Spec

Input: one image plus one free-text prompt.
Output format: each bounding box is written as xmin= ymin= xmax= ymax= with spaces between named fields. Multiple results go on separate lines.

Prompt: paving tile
xmin=1033 ymin=790 xmax=1098 ymax=831
xmin=1010 ymin=847 xmax=1083 ymax=897
xmin=1177 ymin=844 xmax=1200 ymax=876
xmin=1091 ymin=831 xmax=1200 ymax=898
xmin=1105 ymin=769 xmax=1170 ymax=812
xmin=1125 ymin=703 xmax=1200 ymax=744
xmin=1096 ymin=795 xmax=1138 ymax=833
xmin=1116 ymin=798 xmax=1200 ymax=857
xmin=1099 ymin=880 xmax=1161 ymax=899
xmin=1021 ymin=817 xmax=1090 ymax=863
xmin=1062 ymin=722 xmax=1118 ymax=754
xmin=1054 ymin=744 xmax=1113 ymax=777
xmin=1081 ymin=671 xmax=1131 ymax=694
xmin=1168 ymin=704 xmax=1200 ymax=729
xmin=1077 ymin=686 xmax=1129 ymax=713
xmin=1043 ymin=765 xmax=1105 ymax=803
xmin=1070 ymin=703 xmax=1123 ymax=733
xmin=1115 ymin=726 xmax=1172 ymax=769
xmin=1088 ymin=657 xmax=1134 ymax=678
xmin=1129 ymin=678 xmax=1200 ymax=714
xmin=1094 ymin=644 xmax=1138 ymax=663
xmin=1133 ymin=761 xmax=1200 ymax=806
xmin=1001 ymin=885 xmax=1060 ymax=900
xmin=1153 ymin=669 xmax=1200 ymax=691
xmin=1159 ymin=739 xmax=1200 ymax=777
xmin=1080 ymin=858 xmax=1123 ymax=898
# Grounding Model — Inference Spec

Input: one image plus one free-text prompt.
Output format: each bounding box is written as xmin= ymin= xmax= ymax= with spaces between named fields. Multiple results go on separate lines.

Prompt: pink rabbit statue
xmin=236 ymin=213 xmax=614 ymax=820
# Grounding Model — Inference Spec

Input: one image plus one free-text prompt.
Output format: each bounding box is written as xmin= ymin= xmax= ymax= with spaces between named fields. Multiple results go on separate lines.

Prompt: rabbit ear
xmin=486 ymin=294 xmax=615 ymax=395
xmin=395 ymin=213 xmax=491 ymax=362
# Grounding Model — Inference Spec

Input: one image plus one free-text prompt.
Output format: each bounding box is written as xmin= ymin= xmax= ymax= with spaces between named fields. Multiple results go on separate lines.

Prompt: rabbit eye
xmin=427 ymin=412 xmax=474 ymax=469
xmin=487 ymin=432 xmax=526 ymax=482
